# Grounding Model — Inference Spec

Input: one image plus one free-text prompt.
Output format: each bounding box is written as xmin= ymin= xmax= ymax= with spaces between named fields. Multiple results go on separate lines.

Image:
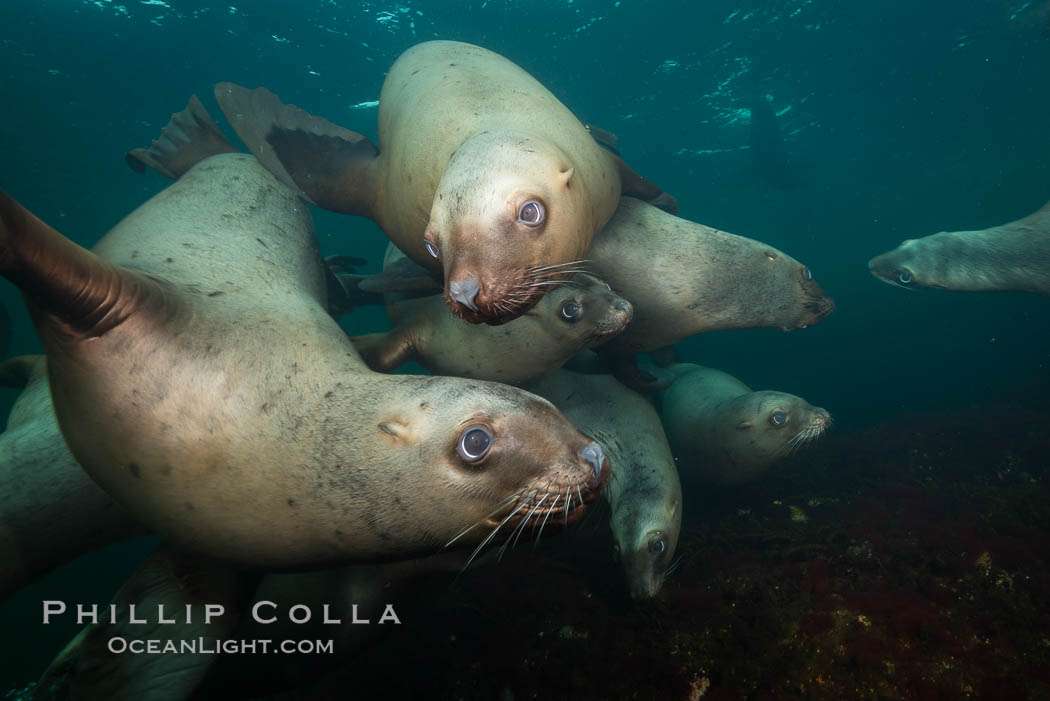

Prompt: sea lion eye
xmin=802 ymin=267 xmax=813 ymax=280
xmin=898 ymin=271 xmax=913 ymax=284
xmin=649 ymin=537 xmax=666 ymax=554
xmin=518 ymin=200 xmax=545 ymax=227
xmin=457 ymin=426 xmax=492 ymax=462
xmin=770 ymin=411 xmax=787 ymax=426
xmin=560 ymin=301 xmax=581 ymax=321
xmin=424 ymin=239 xmax=439 ymax=259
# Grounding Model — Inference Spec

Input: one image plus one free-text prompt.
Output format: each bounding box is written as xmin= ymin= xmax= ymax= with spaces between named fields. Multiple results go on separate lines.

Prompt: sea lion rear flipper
xmin=0 ymin=354 xmax=45 ymax=388
xmin=350 ymin=329 xmax=416 ymax=372
xmin=214 ymin=83 xmax=380 ymax=218
xmin=611 ymin=154 xmax=679 ymax=215
xmin=125 ymin=95 xmax=240 ymax=179
xmin=0 ymin=191 xmax=164 ymax=340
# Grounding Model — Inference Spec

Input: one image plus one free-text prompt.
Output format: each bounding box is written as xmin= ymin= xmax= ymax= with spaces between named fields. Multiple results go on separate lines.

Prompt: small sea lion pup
xmin=351 ymin=246 xmax=633 ymax=385
xmin=200 ymin=40 xmax=675 ymax=325
xmin=868 ymin=199 xmax=1050 ymax=296
xmin=528 ymin=371 xmax=682 ymax=599
xmin=588 ymin=197 xmax=835 ymax=357
xmin=0 ymin=356 xmax=143 ymax=599
xmin=0 ymin=152 xmax=609 ymax=570
xmin=658 ymin=363 xmax=831 ymax=486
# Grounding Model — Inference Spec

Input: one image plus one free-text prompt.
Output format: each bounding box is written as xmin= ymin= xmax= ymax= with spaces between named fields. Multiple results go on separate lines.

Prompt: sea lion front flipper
xmin=350 ymin=329 xmax=417 ymax=372
xmin=125 ymin=95 xmax=239 ymax=179
xmin=0 ymin=354 xmax=45 ymax=388
xmin=0 ymin=190 xmax=166 ymax=340
xmin=214 ymin=83 xmax=380 ymax=218
xmin=611 ymin=154 xmax=679 ymax=215
xmin=583 ymin=122 xmax=621 ymax=155
xmin=610 ymin=354 xmax=676 ymax=394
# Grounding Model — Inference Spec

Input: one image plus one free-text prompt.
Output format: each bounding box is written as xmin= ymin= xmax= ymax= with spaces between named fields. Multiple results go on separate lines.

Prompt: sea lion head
xmin=868 ymin=234 xmax=959 ymax=291
xmin=528 ymin=273 xmax=633 ymax=351
xmin=612 ymin=490 xmax=681 ymax=600
xmin=719 ymin=391 xmax=831 ymax=483
xmin=373 ymin=376 xmax=610 ymax=560
xmin=425 ymin=131 xmax=588 ymax=325
xmin=758 ymin=251 xmax=835 ymax=330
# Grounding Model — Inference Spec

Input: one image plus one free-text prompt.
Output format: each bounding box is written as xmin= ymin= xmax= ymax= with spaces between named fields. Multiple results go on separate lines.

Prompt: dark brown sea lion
xmin=209 ymin=40 xmax=675 ymax=325
xmin=0 ymin=153 xmax=608 ymax=570
xmin=868 ymin=199 xmax=1050 ymax=296
xmin=658 ymin=364 xmax=830 ymax=485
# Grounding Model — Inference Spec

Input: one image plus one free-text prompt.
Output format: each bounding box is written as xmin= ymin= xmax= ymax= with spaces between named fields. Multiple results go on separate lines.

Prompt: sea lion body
xmin=658 ymin=363 xmax=830 ymax=485
xmin=528 ymin=371 xmax=681 ymax=599
xmin=0 ymin=356 xmax=141 ymax=598
xmin=588 ymin=198 xmax=834 ymax=355
xmin=352 ymin=249 xmax=632 ymax=385
xmin=0 ymin=154 xmax=608 ymax=570
xmin=868 ymin=200 xmax=1050 ymax=295
xmin=215 ymin=41 xmax=674 ymax=324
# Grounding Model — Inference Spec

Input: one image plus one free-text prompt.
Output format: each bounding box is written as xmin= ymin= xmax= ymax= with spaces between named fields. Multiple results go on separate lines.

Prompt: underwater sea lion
xmin=0 ymin=356 xmax=142 ymax=599
xmin=351 ymin=268 xmax=633 ymax=386
xmin=528 ymin=371 xmax=681 ymax=599
xmin=868 ymin=199 xmax=1050 ymax=296
xmin=588 ymin=198 xmax=835 ymax=357
xmin=658 ymin=363 xmax=830 ymax=485
xmin=0 ymin=153 xmax=608 ymax=569
xmin=212 ymin=40 xmax=675 ymax=325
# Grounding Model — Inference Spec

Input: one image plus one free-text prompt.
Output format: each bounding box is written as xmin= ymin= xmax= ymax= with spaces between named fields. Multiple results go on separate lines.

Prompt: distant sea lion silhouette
xmin=0 ymin=150 xmax=608 ymax=569
xmin=869 ymin=199 xmax=1050 ymax=296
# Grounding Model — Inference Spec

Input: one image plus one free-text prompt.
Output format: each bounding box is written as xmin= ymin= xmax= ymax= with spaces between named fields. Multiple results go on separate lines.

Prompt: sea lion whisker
xmin=511 ymin=493 xmax=549 ymax=550
xmin=444 ymin=489 xmax=525 ymax=548
xmin=497 ymin=489 xmax=541 ymax=560
xmin=535 ymin=493 xmax=560 ymax=546
xmin=576 ymin=484 xmax=584 ymax=507
xmin=664 ymin=555 xmax=684 ymax=581
xmin=527 ymin=259 xmax=591 ymax=273
xmin=462 ymin=499 xmax=531 ymax=571
xmin=563 ymin=485 xmax=573 ymax=529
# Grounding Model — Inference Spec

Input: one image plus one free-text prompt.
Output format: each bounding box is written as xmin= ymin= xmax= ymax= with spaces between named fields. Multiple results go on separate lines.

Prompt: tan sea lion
xmin=209 ymin=40 xmax=675 ymax=325
xmin=351 ymin=269 xmax=633 ymax=386
xmin=0 ymin=153 xmax=608 ymax=570
xmin=0 ymin=356 xmax=142 ymax=599
xmin=868 ymin=199 xmax=1050 ymax=296
xmin=588 ymin=197 xmax=835 ymax=356
xmin=658 ymin=363 xmax=830 ymax=485
xmin=528 ymin=371 xmax=681 ymax=599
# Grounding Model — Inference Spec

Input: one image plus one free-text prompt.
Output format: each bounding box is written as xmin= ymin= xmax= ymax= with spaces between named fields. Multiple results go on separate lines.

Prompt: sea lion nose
xmin=449 ymin=275 xmax=480 ymax=312
xmin=616 ymin=299 xmax=633 ymax=321
xmin=580 ymin=441 xmax=605 ymax=486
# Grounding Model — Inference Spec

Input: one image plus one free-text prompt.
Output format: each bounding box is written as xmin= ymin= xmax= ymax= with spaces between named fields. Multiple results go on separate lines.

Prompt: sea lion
xmin=209 ymin=40 xmax=675 ymax=325
xmin=868 ymin=199 xmax=1050 ymax=296
xmin=0 ymin=153 xmax=608 ymax=570
xmin=528 ymin=371 xmax=681 ymax=599
xmin=0 ymin=356 xmax=142 ymax=599
xmin=658 ymin=363 xmax=830 ymax=485
xmin=351 ymin=267 xmax=633 ymax=386
xmin=588 ymin=197 xmax=835 ymax=357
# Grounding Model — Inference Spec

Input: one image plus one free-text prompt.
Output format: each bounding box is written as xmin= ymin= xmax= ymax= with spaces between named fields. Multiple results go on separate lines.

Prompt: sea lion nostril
xmin=449 ymin=276 xmax=481 ymax=312
xmin=580 ymin=441 xmax=605 ymax=486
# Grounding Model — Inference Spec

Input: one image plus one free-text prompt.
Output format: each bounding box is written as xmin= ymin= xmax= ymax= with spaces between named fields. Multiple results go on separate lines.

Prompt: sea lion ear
xmin=559 ymin=167 xmax=575 ymax=189
xmin=377 ymin=421 xmax=407 ymax=440
xmin=735 ymin=421 xmax=753 ymax=430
